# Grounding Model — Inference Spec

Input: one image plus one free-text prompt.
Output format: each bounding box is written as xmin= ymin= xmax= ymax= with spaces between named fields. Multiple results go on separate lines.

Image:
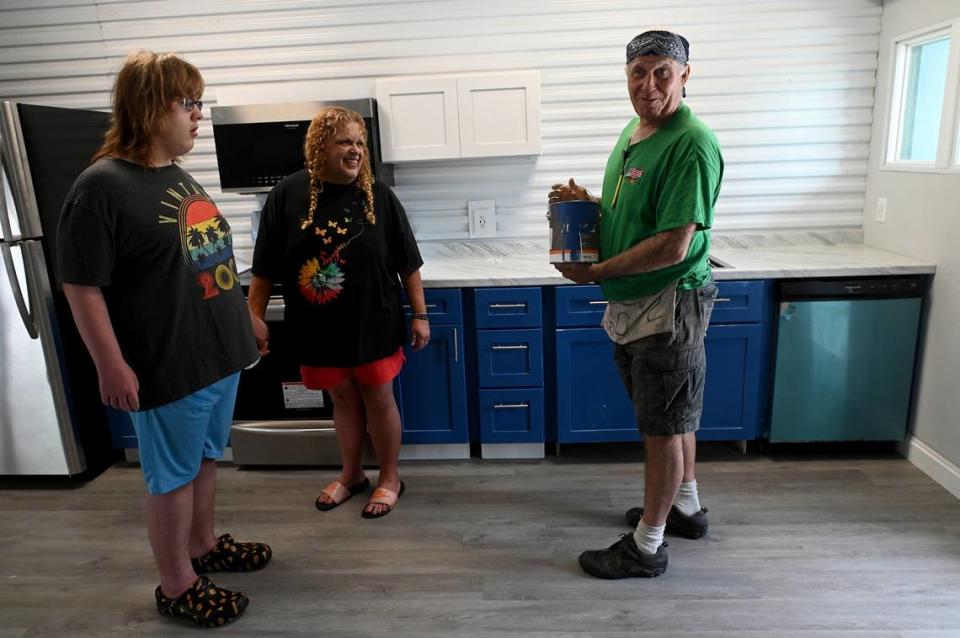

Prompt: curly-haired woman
xmin=248 ymin=106 xmax=427 ymax=518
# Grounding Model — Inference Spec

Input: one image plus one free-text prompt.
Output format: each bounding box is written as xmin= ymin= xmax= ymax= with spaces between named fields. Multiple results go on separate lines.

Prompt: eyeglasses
xmin=179 ymin=97 xmax=203 ymax=112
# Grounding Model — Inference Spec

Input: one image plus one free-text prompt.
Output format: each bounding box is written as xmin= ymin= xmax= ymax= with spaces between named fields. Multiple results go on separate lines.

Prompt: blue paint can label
xmin=548 ymin=200 xmax=600 ymax=263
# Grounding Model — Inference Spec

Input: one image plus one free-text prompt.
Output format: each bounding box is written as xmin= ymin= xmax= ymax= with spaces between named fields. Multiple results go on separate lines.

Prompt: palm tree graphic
xmin=187 ymin=227 xmax=206 ymax=258
xmin=215 ymin=214 xmax=231 ymax=247
xmin=204 ymin=225 xmax=221 ymax=254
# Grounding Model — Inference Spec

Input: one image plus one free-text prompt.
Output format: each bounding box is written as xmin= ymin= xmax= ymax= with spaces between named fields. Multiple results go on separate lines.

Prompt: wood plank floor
xmin=2 ymin=444 xmax=960 ymax=637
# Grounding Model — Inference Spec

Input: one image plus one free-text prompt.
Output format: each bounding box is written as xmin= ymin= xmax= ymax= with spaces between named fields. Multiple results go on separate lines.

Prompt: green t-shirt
xmin=598 ymin=103 xmax=723 ymax=301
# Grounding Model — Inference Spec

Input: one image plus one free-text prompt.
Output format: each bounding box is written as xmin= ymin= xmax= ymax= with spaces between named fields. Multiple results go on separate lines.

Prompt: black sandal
xmin=155 ymin=576 xmax=248 ymax=628
xmin=191 ymin=533 xmax=272 ymax=573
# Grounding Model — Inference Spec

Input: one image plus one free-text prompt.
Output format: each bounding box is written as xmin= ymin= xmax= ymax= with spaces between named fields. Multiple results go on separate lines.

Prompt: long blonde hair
xmin=301 ymin=106 xmax=375 ymax=229
xmin=94 ymin=50 xmax=204 ymax=166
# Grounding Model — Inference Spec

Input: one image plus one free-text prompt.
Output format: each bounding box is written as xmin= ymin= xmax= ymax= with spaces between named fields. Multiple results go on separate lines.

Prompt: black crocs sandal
xmin=191 ymin=533 xmax=272 ymax=574
xmin=155 ymin=576 xmax=249 ymax=628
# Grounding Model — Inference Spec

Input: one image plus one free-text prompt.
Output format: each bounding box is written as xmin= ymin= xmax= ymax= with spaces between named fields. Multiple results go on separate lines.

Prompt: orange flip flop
xmin=361 ymin=481 xmax=406 ymax=519
xmin=315 ymin=477 xmax=370 ymax=511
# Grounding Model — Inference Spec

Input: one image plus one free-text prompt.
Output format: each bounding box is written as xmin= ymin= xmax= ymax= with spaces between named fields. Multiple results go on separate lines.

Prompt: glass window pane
xmin=898 ymin=36 xmax=951 ymax=162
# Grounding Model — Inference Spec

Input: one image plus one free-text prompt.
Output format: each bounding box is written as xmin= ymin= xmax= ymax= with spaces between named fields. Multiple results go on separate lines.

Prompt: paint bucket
xmin=548 ymin=200 xmax=600 ymax=263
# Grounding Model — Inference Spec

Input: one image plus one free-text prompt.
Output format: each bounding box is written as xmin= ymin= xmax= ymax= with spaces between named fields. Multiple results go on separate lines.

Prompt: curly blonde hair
xmin=301 ymin=106 xmax=375 ymax=229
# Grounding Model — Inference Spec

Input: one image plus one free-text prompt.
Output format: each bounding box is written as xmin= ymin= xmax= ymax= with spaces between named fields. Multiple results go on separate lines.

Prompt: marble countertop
xmin=417 ymin=236 xmax=937 ymax=288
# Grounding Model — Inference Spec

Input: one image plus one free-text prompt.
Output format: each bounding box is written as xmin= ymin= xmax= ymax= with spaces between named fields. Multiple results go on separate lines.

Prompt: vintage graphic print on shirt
xmin=158 ymin=180 xmax=240 ymax=300
xmin=298 ymin=203 xmax=367 ymax=305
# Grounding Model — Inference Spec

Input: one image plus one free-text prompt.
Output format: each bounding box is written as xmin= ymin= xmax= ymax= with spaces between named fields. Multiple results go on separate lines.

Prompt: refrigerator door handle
xmin=1 ymin=101 xmax=42 ymax=239
xmin=0 ymin=242 xmax=39 ymax=339
xmin=0 ymin=144 xmax=17 ymax=242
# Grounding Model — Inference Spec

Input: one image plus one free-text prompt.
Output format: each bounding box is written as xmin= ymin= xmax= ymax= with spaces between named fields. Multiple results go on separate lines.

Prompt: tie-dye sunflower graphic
xmin=299 ymin=258 xmax=345 ymax=304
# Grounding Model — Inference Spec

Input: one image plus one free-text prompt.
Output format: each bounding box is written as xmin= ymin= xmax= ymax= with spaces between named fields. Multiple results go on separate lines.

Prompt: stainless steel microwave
xmin=211 ymin=98 xmax=393 ymax=194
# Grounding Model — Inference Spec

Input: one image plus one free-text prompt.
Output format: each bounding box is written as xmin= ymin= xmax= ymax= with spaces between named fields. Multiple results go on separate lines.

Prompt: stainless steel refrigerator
xmin=0 ymin=101 xmax=115 ymax=477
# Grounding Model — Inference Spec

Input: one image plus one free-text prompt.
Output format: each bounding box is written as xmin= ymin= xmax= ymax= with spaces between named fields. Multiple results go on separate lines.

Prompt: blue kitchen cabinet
xmin=398 ymin=290 xmax=468 ymax=445
xmin=699 ymin=323 xmax=764 ymax=440
xmin=555 ymin=327 xmax=637 ymax=443
xmin=476 ymin=329 xmax=544 ymax=388
xmin=698 ymin=280 xmax=773 ymax=440
xmin=555 ymin=280 xmax=773 ymax=443
xmin=477 ymin=388 xmax=545 ymax=444
xmin=474 ymin=287 xmax=546 ymax=452
xmin=105 ymin=407 xmax=138 ymax=449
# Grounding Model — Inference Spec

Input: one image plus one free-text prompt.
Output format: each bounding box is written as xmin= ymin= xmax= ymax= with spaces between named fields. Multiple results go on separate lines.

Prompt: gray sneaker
xmin=625 ymin=505 xmax=708 ymax=539
xmin=578 ymin=534 xmax=668 ymax=579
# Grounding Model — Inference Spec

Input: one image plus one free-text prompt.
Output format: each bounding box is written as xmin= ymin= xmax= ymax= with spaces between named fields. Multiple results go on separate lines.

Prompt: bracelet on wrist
xmin=412 ymin=312 xmax=429 ymax=321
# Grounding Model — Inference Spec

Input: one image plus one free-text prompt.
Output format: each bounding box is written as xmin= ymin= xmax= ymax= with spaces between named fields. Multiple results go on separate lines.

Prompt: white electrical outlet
xmin=468 ymin=200 xmax=496 ymax=238
xmin=876 ymin=197 xmax=887 ymax=223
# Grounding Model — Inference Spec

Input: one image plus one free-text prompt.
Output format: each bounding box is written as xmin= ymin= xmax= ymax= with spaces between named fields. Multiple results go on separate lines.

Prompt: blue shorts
xmin=129 ymin=373 xmax=240 ymax=495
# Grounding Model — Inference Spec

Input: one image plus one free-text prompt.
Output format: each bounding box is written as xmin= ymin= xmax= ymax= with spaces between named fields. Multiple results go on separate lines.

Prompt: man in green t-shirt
xmin=552 ymin=29 xmax=723 ymax=579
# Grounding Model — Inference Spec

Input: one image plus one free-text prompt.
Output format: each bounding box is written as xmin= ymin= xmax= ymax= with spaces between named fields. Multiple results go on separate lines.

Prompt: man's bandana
xmin=626 ymin=30 xmax=690 ymax=65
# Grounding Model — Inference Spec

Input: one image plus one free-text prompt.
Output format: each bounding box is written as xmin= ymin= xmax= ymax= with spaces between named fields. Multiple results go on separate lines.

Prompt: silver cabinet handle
xmin=715 ymin=297 xmax=732 ymax=303
xmin=494 ymin=402 xmax=529 ymax=409
xmin=489 ymin=303 xmax=527 ymax=309
xmin=404 ymin=303 xmax=438 ymax=310
xmin=491 ymin=344 xmax=528 ymax=351
xmin=588 ymin=300 xmax=608 ymax=305
xmin=452 ymin=327 xmax=458 ymax=363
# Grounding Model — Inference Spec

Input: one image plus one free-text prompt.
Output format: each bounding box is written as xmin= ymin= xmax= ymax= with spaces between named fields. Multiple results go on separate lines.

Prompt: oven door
xmin=232 ymin=296 xmax=353 ymax=465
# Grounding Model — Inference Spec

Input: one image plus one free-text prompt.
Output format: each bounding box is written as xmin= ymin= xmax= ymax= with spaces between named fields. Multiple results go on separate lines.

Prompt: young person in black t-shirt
xmin=57 ymin=51 xmax=270 ymax=628
xmin=248 ymin=106 xmax=428 ymax=519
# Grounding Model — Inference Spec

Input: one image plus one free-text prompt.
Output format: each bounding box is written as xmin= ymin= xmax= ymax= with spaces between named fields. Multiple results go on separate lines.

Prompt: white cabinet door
xmin=375 ymin=77 xmax=460 ymax=161
xmin=457 ymin=71 xmax=541 ymax=158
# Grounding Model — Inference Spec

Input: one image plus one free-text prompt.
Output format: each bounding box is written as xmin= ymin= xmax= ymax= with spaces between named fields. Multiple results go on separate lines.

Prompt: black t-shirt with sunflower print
xmin=252 ymin=170 xmax=423 ymax=367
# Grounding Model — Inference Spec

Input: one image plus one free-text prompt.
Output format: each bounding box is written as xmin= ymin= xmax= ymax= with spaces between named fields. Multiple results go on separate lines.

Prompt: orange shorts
xmin=300 ymin=347 xmax=405 ymax=390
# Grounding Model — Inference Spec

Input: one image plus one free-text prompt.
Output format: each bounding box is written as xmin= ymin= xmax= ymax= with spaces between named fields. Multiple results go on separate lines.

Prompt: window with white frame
xmin=955 ymin=121 xmax=960 ymax=167
xmin=885 ymin=20 xmax=960 ymax=171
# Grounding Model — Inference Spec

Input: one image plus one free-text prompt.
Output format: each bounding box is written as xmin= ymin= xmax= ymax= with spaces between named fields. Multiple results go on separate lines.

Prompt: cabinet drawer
xmin=403 ymin=288 xmax=462 ymax=324
xmin=106 ymin=407 xmax=138 ymax=448
xmin=557 ymin=281 xmax=767 ymax=327
xmin=476 ymin=329 xmax=544 ymax=387
xmin=710 ymin=280 xmax=767 ymax=324
xmin=478 ymin=388 xmax=544 ymax=443
xmin=555 ymin=285 xmax=607 ymax=327
xmin=474 ymin=287 xmax=542 ymax=329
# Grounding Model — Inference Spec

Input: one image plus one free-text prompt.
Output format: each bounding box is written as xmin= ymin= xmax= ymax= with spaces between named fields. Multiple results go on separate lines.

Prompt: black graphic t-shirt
xmin=251 ymin=170 xmax=423 ymax=367
xmin=57 ymin=158 xmax=258 ymax=409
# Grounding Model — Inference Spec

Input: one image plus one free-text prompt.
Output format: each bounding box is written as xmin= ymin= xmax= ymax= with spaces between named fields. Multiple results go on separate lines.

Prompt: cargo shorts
xmin=612 ymin=282 xmax=717 ymax=437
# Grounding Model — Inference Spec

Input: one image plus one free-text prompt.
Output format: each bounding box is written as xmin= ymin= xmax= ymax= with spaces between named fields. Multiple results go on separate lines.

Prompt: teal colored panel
xmin=770 ymin=298 xmax=921 ymax=442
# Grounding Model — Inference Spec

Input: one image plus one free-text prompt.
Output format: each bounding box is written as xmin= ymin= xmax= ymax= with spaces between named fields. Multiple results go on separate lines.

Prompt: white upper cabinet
xmin=375 ymin=77 xmax=460 ymax=162
xmin=376 ymin=71 xmax=541 ymax=162
xmin=457 ymin=72 xmax=541 ymax=158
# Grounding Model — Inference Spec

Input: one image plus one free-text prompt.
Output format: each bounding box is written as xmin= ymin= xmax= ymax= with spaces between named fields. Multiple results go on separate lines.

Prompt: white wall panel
xmin=0 ymin=0 xmax=882 ymax=260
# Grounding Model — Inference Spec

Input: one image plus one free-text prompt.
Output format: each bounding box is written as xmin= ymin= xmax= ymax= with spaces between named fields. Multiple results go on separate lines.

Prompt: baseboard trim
xmin=399 ymin=443 xmax=470 ymax=461
xmin=480 ymin=443 xmax=545 ymax=459
xmin=899 ymin=436 xmax=960 ymax=500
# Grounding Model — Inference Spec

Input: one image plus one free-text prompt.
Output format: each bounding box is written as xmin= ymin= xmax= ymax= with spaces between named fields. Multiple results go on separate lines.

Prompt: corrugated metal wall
xmin=0 ymin=0 xmax=882 ymax=262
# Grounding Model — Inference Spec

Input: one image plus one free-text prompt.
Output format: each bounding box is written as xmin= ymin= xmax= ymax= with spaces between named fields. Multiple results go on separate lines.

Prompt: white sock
xmin=672 ymin=479 xmax=702 ymax=516
xmin=632 ymin=519 xmax=665 ymax=555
